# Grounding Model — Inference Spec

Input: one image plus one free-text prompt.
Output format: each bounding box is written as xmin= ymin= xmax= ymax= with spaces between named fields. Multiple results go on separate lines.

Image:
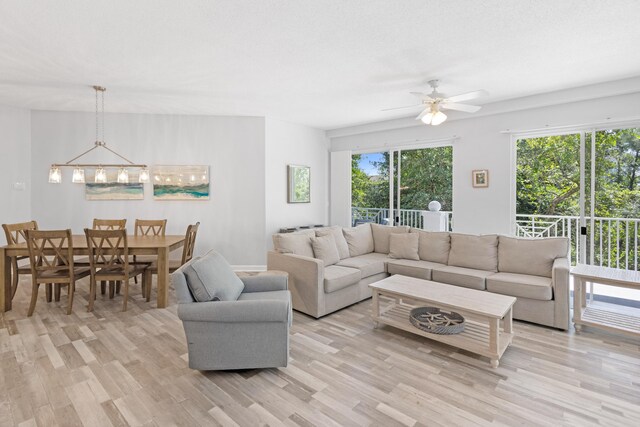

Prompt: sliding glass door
xmin=351 ymin=145 xmax=453 ymax=229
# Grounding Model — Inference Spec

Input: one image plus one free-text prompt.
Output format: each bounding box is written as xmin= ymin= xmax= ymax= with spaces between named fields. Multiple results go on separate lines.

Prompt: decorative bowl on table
xmin=409 ymin=306 xmax=465 ymax=335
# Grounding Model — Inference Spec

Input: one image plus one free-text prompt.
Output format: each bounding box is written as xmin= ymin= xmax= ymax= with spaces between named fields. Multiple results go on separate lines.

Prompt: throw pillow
xmin=342 ymin=223 xmax=374 ymax=257
xmin=371 ymin=223 xmax=409 ymax=253
xmin=315 ymin=226 xmax=350 ymax=259
xmin=310 ymin=235 xmax=340 ymax=266
xmin=183 ymin=250 xmax=245 ymax=302
xmin=272 ymin=229 xmax=315 ymax=258
xmin=410 ymin=229 xmax=451 ymax=264
xmin=389 ymin=233 xmax=420 ymax=260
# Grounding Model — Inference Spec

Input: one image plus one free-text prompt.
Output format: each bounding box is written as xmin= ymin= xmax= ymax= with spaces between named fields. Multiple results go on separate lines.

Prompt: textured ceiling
xmin=0 ymin=0 xmax=639 ymax=129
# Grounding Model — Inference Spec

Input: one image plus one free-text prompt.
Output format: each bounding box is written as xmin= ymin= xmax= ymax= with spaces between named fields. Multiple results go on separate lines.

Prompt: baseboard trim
xmin=232 ymin=265 xmax=267 ymax=272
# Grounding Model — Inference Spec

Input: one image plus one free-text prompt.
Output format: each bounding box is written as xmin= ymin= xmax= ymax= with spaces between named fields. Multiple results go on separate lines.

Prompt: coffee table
xmin=369 ymin=275 xmax=516 ymax=368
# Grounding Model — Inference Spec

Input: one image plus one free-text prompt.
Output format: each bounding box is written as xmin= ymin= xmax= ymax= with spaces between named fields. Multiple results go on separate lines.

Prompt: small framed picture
xmin=472 ymin=169 xmax=489 ymax=188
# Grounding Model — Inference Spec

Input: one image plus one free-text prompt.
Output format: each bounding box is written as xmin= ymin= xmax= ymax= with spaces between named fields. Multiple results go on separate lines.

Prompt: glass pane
xmin=351 ymin=152 xmax=390 ymax=226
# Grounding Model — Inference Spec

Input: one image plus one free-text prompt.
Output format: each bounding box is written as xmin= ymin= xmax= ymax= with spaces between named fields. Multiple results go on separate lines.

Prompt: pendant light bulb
xmin=48 ymin=167 xmax=62 ymax=184
xmin=117 ymin=168 xmax=129 ymax=184
xmin=138 ymin=168 xmax=149 ymax=183
xmin=72 ymin=168 xmax=85 ymax=183
xmin=431 ymin=111 xmax=447 ymax=126
xmin=95 ymin=167 xmax=107 ymax=183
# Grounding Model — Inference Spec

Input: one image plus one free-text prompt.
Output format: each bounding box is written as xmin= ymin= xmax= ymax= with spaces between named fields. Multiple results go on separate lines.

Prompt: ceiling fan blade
xmin=441 ymin=102 xmax=481 ymax=113
xmin=446 ymin=89 xmax=488 ymax=103
xmin=381 ymin=104 xmax=422 ymax=112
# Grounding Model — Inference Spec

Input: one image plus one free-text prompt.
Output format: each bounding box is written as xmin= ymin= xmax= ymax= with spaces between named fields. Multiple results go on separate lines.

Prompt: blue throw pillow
xmin=183 ymin=250 xmax=245 ymax=302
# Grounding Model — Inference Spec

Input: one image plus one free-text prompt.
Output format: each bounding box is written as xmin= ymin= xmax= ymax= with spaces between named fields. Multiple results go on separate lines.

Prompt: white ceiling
xmin=0 ymin=0 xmax=639 ymax=130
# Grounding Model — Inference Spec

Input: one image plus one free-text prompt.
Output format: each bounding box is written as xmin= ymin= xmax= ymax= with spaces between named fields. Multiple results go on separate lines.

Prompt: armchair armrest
xmin=239 ymin=272 xmax=288 ymax=293
xmin=178 ymin=299 xmax=290 ymax=323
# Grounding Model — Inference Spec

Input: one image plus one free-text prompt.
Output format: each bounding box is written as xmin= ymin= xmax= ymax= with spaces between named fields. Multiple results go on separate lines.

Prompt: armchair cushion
xmin=183 ymin=250 xmax=245 ymax=302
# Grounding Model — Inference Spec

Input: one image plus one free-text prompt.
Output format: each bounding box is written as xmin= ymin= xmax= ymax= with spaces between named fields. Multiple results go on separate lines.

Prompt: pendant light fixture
xmin=48 ymin=86 xmax=149 ymax=184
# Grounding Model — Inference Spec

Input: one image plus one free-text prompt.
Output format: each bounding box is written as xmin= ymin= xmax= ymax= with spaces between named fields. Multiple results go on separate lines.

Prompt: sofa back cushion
xmin=315 ymin=226 xmax=350 ymax=259
xmin=311 ymin=235 xmax=340 ymax=266
xmin=410 ymin=229 xmax=450 ymax=264
xmin=371 ymin=224 xmax=409 ymax=253
xmin=342 ymin=223 xmax=374 ymax=257
xmin=448 ymin=233 xmax=499 ymax=272
xmin=498 ymin=235 xmax=569 ymax=278
xmin=272 ymin=229 xmax=315 ymax=258
xmin=389 ymin=233 xmax=420 ymax=260
xmin=183 ymin=250 xmax=245 ymax=302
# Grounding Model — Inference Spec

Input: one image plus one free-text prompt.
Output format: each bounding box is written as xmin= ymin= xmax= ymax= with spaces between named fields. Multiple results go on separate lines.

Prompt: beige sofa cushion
xmin=324 ymin=265 xmax=361 ymax=293
xmin=272 ymin=230 xmax=315 ymax=258
xmin=487 ymin=272 xmax=553 ymax=301
xmin=448 ymin=233 xmax=498 ymax=272
xmin=371 ymin=224 xmax=409 ymax=254
xmin=316 ymin=226 xmax=350 ymax=259
xmin=389 ymin=233 xmax=419 ymax=260
xmin=310 ymin=235 xmax=340 ymax=266
xmin=386 ymin=259 xmax=446 ymax=280
xmin=336 ymin=253 xmax=388 ymax=278
xmin=432 ymin=266 xmax=494 ymax=290
xmin=410 ymin=229 xmax=450 ymax=264
xmin=343 ymin=223 xmax=374 ymax=257
xmin=498 ymin=236 xmax=568 ymax=278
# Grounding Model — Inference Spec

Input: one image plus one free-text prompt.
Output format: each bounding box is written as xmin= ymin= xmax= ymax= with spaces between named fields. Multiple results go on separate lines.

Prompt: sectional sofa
xmin=267 ymin=223 xmax=570 ymax=330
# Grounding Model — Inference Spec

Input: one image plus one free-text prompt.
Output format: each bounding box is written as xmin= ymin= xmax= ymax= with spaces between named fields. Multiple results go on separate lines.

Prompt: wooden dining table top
xmin=1 ymin=234 xmax=186 ymax=252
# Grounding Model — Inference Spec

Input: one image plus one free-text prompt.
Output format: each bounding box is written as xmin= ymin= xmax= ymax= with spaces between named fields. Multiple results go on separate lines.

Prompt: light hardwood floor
xmin=1 ymin=277 xmax=640 ymax=426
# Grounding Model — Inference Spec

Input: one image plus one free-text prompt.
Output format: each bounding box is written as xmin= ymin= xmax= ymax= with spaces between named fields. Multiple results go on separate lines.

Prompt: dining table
xmin=0 ymin=234 xmax=185 ymax=312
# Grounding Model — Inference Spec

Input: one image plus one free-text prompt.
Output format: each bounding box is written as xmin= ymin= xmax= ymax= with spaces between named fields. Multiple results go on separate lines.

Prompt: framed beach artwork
xmin=152 ymin=165 xmax=210 ymax=200
xmin=472 ymin=169 xmax=489 ymax=188
xmin=287 ymin=164 xmax=310 ymax=203
xmin=85 ymin=183 xmax=144 ymax=200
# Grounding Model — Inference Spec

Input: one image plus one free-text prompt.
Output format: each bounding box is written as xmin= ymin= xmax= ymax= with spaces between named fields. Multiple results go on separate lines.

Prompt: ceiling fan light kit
xmin=48 ymin=85 xmax=149 ymax=184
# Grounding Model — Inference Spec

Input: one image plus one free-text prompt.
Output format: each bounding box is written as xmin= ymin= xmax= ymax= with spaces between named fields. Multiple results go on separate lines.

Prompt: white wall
xmin=30 ymin=111 xmax=267 ymax=266
xmin=329 ymin=92 xmax=640 ymax=235
xmin=265 ymin=118 xmax=329 ymax=249
xmin=0 ymin=105 xmax=31 ymax=226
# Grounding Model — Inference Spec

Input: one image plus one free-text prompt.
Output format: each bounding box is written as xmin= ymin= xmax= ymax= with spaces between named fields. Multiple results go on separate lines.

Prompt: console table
xmin=572 ymin=264 xmax=640 ymax=337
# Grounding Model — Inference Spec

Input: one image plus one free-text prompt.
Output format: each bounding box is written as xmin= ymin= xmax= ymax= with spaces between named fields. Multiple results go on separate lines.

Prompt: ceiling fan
xmin=384 ymin=80 xmax=488 ymax=126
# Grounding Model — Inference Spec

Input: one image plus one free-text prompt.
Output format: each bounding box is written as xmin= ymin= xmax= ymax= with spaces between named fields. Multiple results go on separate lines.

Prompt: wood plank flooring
xmin=1 ymin=277 xmax=640 ymax=426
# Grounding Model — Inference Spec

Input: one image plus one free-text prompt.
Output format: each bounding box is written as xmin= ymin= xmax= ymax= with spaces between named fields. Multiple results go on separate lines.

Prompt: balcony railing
xmin=516 ymin=214 xmax=639 ymax=271
xmin=351 ymin=207 xmax=453 ymax=231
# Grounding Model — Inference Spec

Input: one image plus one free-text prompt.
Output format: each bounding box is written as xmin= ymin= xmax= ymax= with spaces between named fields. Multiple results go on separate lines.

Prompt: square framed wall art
xmin=472 ymin=169 xmax=489 ymax=188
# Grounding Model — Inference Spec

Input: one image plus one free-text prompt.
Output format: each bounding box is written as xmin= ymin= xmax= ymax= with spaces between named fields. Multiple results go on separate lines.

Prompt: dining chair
xmin=93 ymin=219 xmax=127 ymax=230
xmin=132 ymin=219 xmax=167 ymax=287
xmin=2 ymin=221 xmax=38 ymax=301
xmin=143 ymin=222 xmax=199 ymax=302
xmin=84 ymin=228 xmax=148 ymax=312
xmin=25 ymin=229 xmax=90 ymax=316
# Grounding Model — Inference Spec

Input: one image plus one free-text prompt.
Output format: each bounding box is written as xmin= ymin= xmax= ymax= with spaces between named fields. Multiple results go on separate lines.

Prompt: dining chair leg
xmin=67 ymin=282 xmax=74 ymax=315
xmin=122 ymin=279 xmax=129 ymax=312
xmin=100 ymin=281 xmax=106 ymax=295
xmin=10 ymin=260 xmax=18 ymax=300
xmin=45 ymin=284 xmax=52 ymax=302
xmin=54 ymin=284 xmax=61 ymax=302
xmin=28 ymin=282 xmax=39 ymax=317
xmin=88 ymin=277 xmax=96 ymax=312
xmin=116 ymin=281 xmax=121 ymax=294
xmin=109 ymin=281 xmax=115 ymax=299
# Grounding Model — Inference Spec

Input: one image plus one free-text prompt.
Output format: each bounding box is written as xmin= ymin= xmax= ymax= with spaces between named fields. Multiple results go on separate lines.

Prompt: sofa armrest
xmin=267 ymin=251 xmax=324 ymax=317
xmin=552 ymin=257 xmax=570 ymax=330
xmin=240 ymin=272 xmax=288 ymax=293
xmin=178 ymin=299 xmax=290 ymax=323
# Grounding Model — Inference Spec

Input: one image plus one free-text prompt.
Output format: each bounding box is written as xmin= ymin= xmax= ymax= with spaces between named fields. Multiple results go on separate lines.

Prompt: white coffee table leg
xmin=573 ymin=277 xmax=583 ymax=332
xmin=372 ymin=290 xmax=380 ymax=328
xmin=489 ymin=318 xmax=499 ymax=368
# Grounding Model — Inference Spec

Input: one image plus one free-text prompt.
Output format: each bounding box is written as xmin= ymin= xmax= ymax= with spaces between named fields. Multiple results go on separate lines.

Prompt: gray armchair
xmin=172 ymin=257 xmax=291 ymax=370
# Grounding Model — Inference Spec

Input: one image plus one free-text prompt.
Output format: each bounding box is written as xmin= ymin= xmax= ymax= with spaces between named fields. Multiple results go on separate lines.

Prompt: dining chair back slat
xmin=92 ymin=219 xmax=127 ymax=231
xmin=181 ymin=222 xmax=200 ymax=265
xmin=134 ymin=219 xmax=167 ymax=236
